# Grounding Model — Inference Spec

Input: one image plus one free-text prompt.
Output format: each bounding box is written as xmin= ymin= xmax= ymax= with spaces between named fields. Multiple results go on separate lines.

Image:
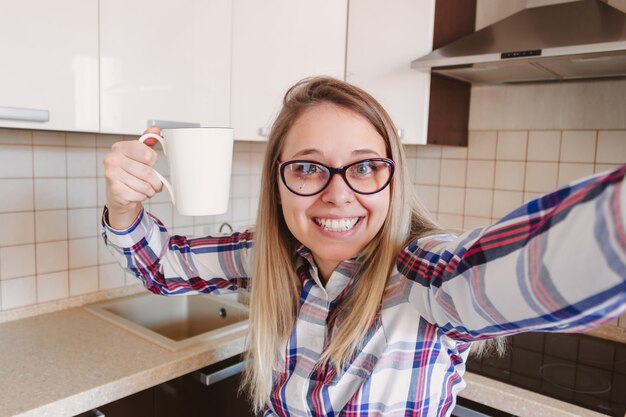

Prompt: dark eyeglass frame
xmin=278 ymin=158 xmax=395 ymax=196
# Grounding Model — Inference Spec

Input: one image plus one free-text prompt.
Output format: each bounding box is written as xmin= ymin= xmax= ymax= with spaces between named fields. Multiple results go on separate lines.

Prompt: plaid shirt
xmin=103 ymin=166 xmax=626 ymax=417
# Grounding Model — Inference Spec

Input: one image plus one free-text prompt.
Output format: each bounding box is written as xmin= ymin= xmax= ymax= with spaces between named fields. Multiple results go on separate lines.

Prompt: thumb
xmin=140 ymin=125 xmax=161 ymax=148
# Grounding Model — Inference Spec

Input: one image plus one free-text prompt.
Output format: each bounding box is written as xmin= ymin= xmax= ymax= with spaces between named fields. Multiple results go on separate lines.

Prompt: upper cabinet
xmin=230 ymin=0 xmax=348 ymax=141
xmin=348 ymin=0 xmax=476 ymax=147
xmin=0 ymin=0 xmax=99 ymax=132
xmin=346 ymin=0 xmax=436 ymax=145
xmin=99 ymin=0 xmax=232 ymax=135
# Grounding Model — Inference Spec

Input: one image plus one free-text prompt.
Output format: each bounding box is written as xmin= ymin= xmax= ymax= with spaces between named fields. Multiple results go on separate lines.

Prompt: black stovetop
xmin=466 ymin=332 xmax=626 ymax=417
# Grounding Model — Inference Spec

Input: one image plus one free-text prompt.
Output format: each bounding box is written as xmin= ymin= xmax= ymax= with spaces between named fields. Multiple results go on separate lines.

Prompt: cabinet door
xmin=230 ymin=0 xmax=347 ymax=141
xmin=0 ymin=0 xmax=99 ymax=132
xmin=100 ymin=0 xmax=232 ymax=135
xmin=346 ymin=0 xmax=435 ymax=145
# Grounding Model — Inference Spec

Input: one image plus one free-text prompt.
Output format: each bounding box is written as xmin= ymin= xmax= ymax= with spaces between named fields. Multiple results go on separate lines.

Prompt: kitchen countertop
xmin=0 ymin=295 xmax=607 ymax=417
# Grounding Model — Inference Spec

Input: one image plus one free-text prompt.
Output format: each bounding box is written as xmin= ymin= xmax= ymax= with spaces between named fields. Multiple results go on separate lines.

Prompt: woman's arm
xmin=399 ymin=165 xmax=626 ymax=341
xmin=102 ymin=206 xmax=253 ymax=296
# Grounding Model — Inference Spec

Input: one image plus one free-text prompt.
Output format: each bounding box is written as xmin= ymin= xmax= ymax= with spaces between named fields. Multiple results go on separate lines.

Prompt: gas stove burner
xmin=539 ymin=363 xmax=612 ymax=395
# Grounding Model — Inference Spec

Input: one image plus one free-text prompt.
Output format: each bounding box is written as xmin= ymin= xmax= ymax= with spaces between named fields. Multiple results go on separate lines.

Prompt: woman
xmin=102 ymin=77 xmax=626 ymax=416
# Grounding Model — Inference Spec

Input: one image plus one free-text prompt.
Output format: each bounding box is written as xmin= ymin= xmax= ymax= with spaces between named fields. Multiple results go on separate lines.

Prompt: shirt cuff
xmin=101 ymin=206 xmax=154 ymax=248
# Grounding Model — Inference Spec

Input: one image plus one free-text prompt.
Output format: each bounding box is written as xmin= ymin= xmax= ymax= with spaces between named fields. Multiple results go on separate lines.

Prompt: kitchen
xmin=0 ymin=0 xmax=625 ymax=416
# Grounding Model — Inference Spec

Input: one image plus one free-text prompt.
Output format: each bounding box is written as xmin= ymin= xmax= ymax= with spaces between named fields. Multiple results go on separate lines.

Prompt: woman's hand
xmin=103 ymin=125 xmax=164 ymax=230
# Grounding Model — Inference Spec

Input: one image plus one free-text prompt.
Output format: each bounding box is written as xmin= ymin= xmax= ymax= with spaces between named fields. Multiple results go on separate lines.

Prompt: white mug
xmin=138 ymin=127 xmax=234 ymax=216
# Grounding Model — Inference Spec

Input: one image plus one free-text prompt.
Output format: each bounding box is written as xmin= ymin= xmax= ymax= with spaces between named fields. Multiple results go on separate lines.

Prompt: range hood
xmin=411 ymin=0 xmax=626 ymax=84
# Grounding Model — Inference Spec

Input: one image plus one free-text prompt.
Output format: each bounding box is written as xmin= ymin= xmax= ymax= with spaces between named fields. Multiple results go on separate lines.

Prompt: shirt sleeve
xmin=101 ymin=206 xmax=253 ymax=295
xmin=397 ymin=165 xmax=626 ymax=341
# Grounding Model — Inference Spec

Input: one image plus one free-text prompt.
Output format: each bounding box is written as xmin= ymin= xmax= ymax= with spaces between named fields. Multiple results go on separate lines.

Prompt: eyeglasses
xmin=278 ymin=158 xmax=395 ymax=196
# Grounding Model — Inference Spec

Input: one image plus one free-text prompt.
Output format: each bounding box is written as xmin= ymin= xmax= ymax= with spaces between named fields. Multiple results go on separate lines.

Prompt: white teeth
xmin=315 ymin=217 xmax=359 ymax=232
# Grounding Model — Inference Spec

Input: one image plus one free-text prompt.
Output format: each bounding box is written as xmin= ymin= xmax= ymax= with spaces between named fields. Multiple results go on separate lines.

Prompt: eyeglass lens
xmin=282 ymin=159 xmax=393 ymax=195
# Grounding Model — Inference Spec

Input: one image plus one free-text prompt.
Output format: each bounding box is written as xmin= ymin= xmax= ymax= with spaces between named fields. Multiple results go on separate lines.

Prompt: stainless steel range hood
xmin=411 ymin=0 xmax=626 ymax=84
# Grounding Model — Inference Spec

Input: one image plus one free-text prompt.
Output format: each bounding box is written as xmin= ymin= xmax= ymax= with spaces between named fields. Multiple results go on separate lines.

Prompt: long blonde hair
xmin=242 ymin=76 xmax=443 ymax=411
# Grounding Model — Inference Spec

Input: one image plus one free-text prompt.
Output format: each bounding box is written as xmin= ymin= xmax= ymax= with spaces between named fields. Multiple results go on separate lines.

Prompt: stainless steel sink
xmin=84 ymin=292 xmax=248 ymax=350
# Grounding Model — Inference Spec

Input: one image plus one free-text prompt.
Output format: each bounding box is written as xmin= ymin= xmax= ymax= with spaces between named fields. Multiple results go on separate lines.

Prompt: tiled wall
xmin=0 ymin=129 xmax=264 ymax=312
xmin=1 ymin=77 xmax=625 ymax=342
xmin=402 ymin=78 xmax=626 ymax=340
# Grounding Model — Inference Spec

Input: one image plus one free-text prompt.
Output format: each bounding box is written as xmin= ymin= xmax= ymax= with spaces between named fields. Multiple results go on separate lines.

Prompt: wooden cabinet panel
xmin=426 ymin=0 xmax=476 ymax=147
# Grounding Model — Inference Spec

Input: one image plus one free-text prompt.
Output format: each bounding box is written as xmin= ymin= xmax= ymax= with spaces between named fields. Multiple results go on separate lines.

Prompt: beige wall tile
xmin=415 ymin=184 xmax=439 ymax=212
xmin=69 ymin=237 xmax=98 ymax=269
xmin=1 ymin=276 xmax=36 ymax=310
xmin=464 ymin=188 xmax=493 ymax=218
xmin=438 ymin=187 xmax=465 ymax=215
xmin=66 ymin=133 xmax=96 ymax=147
xmin=523 ymin=191 xmax=545 ymax=203
xmin=441 ymin=145 xmax=468 ymax=159
xmin=33 ymin=131 xmax=65 ymax=146
xmin=470 ymin=80 xmax=626 ymax=130
xmin=34 ymin=146 xmax=65 ymax=178
xmin=69 ymin=266 xmax=99 ymax=296
xmin=596 ymin=131 xmax=626 ymax=164
xmin=440 ymin=159 xmax=467 ymax=187
xmin=34 ymin=179 xmax=67 ymax=211
xmin=437 ymin=213 xmax=463 ymax=230
xmin=0 ymin=212 xmax=35 ymax=246
xmin=99 ymin=263 xmax=126 ymax=290
xmin=0 ymin=129 xmax=31 ymax=145
xmin=36 ymin=241 xmax=68 ymax=274
xmin=492 ymin=190 xmax=524 ymax=218
xmin=525 ymin=162 xmax=558 ymax=192
xmin=415 ymin=158 xmax=441 ymax=185
xmin=527 ymin=131 xmax=561 ymax=162
xmin=0 ymin=245 xmax=36 ymax=280
xmin=67 ymin=178 xmax=98 ymax=208
xmin=466 ymin=160 xmax=495 ymax=189
xmin=0 ymin=179 xmax=34 ymax=212
xmin=560 ymin=131 xmax=596 ymax=163
xmin=595 ymin=163 xmax=621 ymax=174
xmin=37 ymin=271 xmax=69 ymax=303
xmin=0 ymin=145 xmax=33 ymax=178
xmin=463 ymin=216 xmax=491 ymax=231
xmin=35 ymin=210 xmax=68 ymax=242
xmin=496 ymin=131 xmax=527 ymax=161
xmin=557 ymin=163 xmax=595 ymax=187
xmin=67 ymin=147 xmax=97 ymax=177
xmin=468 ymin=131 xmax=497 ymax=160
xmin=68 ymin=208 xmax=99 ymax=239
xmin=416 ymin=144 xmax=442 ymax=159
xmin=494 ymin=161 xmax=525 ymax=191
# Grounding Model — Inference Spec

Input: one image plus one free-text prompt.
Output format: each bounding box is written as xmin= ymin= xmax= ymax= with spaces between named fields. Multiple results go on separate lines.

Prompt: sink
xmin=84 ymin=292 xmax=248 ymax=350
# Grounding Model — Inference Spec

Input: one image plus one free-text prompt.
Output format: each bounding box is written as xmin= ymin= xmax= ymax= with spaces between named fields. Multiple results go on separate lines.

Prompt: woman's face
xmin=278 ymin=103 xmax=391 ymax=280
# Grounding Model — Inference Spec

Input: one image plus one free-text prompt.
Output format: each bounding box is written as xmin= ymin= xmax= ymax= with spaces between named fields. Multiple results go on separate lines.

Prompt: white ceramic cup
xmin=138 ymin=127 xmax=234 ymax=216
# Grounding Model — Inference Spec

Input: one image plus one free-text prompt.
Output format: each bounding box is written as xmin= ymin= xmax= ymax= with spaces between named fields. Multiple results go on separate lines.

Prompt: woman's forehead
xmin=280 ymin=104 xmax=386 ymax=161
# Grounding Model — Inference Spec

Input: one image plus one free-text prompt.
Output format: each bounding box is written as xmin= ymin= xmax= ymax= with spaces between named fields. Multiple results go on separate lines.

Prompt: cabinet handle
xmin=258 ymin=127 xmax=270 ymax=137
xmin=146 ymin=119 xmax=201 ymax=129
xmin=194 ymin=359 xmax=249 ymax=386
xmin=0 ymin=106 xmax=49 ymax=122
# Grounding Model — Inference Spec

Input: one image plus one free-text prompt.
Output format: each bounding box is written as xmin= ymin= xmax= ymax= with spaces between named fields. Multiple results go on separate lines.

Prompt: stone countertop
xmin=0 ymin=305 xmax=247 ymax=417
xmin=0 ymin=299 xmax=608 ymax=417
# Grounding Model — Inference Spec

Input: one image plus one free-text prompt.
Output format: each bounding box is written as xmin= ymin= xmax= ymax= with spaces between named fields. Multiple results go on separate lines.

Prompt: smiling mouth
xmin=314 ymin=217 xmax=360 ymax=232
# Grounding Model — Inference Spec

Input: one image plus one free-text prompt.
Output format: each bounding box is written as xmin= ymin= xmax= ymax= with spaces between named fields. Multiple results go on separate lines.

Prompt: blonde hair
xmin=242 ymin=76 xmax=443 ymax=411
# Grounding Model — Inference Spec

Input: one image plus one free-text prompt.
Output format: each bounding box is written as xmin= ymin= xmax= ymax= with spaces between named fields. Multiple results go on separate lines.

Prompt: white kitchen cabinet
xmin=0 ymin=0 xmax=99 ymax=132
xmin=346 ymin=0 xmax=436 ymax=145
xmin=230 ymin=0 xmax=347 ymax=141
xmin=100 ymin=0 xmax=232 ymax=135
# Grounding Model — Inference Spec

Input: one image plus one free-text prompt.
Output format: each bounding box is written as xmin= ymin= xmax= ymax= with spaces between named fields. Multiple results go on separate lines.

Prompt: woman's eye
xmin=354 ymin=162 xmax=374 ymax=175
xmin=294 ymin=163 xmax=321 ymax=175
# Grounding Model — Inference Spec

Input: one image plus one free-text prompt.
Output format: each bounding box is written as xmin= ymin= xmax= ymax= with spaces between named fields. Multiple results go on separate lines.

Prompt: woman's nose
xmin=321 ymin=173 xmax=355 ymax=204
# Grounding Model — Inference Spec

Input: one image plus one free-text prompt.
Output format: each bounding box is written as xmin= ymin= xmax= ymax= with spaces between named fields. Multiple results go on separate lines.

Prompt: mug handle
xmin=137 ymin=133 xmax=176 ymax=205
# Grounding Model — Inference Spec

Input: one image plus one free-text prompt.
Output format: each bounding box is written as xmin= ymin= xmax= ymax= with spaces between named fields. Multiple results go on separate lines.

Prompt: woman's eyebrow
xmin=290 ymin=148 xmax=323 ymax=159
xmin=352 ymin=149 xmax=382 ymax=157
